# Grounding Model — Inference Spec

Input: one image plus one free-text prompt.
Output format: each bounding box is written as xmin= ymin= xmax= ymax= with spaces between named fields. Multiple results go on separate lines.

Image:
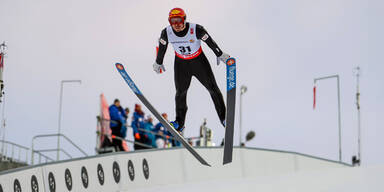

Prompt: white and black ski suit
xmin=156 ymin=22 xmax=226 ymax=128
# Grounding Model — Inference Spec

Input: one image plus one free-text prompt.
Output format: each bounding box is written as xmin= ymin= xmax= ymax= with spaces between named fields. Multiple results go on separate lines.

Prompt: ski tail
xmin=223 ymin=58 xmax=236 ymax=164
xmin=115 ymin=63 xmax=211 ymax=167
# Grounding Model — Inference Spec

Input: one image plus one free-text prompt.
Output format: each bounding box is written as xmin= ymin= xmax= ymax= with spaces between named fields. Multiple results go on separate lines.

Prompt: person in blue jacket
xmin=131 ymin=104 xmax=150 ymax=150
xmin=153 ymin=113 xmax=173 ymax=148
xmin=109 ymin=99 xmax=127 ymax=151
xmin=144 ymin=116 xmax=156 ymax=148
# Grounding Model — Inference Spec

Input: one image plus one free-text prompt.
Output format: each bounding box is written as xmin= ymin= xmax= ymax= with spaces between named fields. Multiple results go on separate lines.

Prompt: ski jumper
xmin=156 ymin=22 xmax=226 ymax=128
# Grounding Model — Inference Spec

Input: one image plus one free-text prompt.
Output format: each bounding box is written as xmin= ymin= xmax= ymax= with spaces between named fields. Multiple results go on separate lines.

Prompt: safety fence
xmin=0 ymin=140 xmax=30 ymax=164
xmin=96 ymin=117 xmax=205 ymax=153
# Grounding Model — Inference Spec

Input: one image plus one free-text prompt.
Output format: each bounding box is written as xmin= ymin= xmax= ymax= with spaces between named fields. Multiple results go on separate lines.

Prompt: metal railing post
xmin=18 ymin=148 xmax=21 ymax=162
xmin=3 ymin=142 xmax=7 ymax=158
xmin=11 ymin=144 xmax=14 ymax=160
xmin=26 ymin=149 xmax=28 ymax=164
xmin=337 ymin=76 xmax=342 ymax=162
xmin=31 ymin=138 xmax=35 ymax=165
xmin=314 ymin=75 xmax=342 ymax=162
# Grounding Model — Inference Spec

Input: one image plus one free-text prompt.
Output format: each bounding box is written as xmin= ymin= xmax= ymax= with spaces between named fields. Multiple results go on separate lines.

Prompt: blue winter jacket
xmin=144 ymin=121 xmax=156 ymax=147
xmin=131 ymin=112 xmax=145 ymax=135
xmin=109 ymin=104 xmax=127 ymax=138
xmin=154 ymin=123 xmax=172 ymax=142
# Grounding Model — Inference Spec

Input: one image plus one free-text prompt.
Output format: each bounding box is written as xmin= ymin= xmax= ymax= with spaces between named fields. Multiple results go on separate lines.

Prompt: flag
xmin=0 ymin=53 xmax=3 ymax=68
xmin=99 ymin=93 xmax=112 ymax=148
xmin=0 ymin=52 xmax=4 ymax=97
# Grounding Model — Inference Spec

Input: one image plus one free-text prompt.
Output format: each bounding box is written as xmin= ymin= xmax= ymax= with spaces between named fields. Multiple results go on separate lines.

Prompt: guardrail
xmin=0 ymin=140 xmax=29 ymax=164
xmin=32 ymin=150 xmax=54 ymax=164
xmin=31 ymin=133 xmax=88 ymax=165
xmin=96 ymin=117 xmax=205 ymax=152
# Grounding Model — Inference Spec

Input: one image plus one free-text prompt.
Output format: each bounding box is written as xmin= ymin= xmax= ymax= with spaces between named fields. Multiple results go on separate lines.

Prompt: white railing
xmin=96 ymin=117 xmax=204 ymax=153
xmin=31 ymin=133 xmax=88 ymax=165
xmin=0 ymin=140 xmax=29 ymax=164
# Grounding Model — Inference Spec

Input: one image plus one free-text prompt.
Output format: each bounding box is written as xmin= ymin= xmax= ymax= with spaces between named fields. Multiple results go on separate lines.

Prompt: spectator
xmin=121 ymin=107 xmax=130 ymax=151
xmin=131 ymin=104 xmax=150 ymax=150
xmin=124 ymin=107 xmax=130 ymax=119
xmin=188 ymin=138 xmax=194 ymax=146
xmin=153 ymin=113 xmax=172 ymax=148
xmin=144 ymin=116 xmax=156 ymax=148
xmin=109 ymin=99 xmax=126 ymax=151
xmin=120 ymin=107 xmax=130 ymax=139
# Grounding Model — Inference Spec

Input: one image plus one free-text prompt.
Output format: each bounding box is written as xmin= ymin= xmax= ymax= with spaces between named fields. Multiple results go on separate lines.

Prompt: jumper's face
xmin=169 ymin=17 xmax=185 ymax=32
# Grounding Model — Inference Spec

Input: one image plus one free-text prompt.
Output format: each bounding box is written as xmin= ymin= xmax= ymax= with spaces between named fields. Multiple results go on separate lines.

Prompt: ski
xmin=115 ymin=63 xmax=211 ymax=167
xmin=223 ymin=58 xmax=236 ymax=164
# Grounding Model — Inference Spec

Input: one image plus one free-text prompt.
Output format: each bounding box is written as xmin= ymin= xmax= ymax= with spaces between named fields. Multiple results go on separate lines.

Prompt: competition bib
xmin=166 ymin=23 xmax=202 ymax=59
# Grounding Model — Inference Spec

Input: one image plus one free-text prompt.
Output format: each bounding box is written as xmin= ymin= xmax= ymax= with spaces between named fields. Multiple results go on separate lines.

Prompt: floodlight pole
xmin=57 ymin=80 xmax=81 ymax=161
xmin=355 ymin=67 xmax=362 ymax=165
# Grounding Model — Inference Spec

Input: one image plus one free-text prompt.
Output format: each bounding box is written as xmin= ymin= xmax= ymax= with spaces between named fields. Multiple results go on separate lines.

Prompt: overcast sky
xmin=0 ymin=0 xmax=382 ymax=166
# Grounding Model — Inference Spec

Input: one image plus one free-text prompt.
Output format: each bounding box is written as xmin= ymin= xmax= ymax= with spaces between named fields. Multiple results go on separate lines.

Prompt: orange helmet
xmin=168 ymin=8 xmax=186 ymax=25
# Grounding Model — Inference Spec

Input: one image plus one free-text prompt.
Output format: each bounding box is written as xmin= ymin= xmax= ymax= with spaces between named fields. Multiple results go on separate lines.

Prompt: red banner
xmin=99 ymin=93 xmax=112 ymax=148
xmin=0 ymin=53 xmax=3 ymax=68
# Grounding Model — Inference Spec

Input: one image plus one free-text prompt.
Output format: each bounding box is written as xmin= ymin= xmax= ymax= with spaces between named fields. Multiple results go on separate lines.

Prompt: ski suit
xmin=156 ymin=22 xmax=226 ymax=128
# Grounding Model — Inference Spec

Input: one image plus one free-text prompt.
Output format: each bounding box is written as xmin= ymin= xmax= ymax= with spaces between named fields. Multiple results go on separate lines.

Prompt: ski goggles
xmin=169 ymin=17 xmax=184 ymax=25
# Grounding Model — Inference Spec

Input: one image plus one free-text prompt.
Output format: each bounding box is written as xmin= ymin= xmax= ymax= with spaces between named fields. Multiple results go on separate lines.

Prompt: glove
xmin=135 ymin=133 xmax=141 ymax=140
xmin=217 ymin=52 xmax=231 ymax=65
xmin=153 ymin=62 xmax=165 ymax=74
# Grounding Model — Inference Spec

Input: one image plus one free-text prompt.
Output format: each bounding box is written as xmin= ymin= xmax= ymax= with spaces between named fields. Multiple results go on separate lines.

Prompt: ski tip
xmin=115 ymin=63 xmax=124 ymax=70
xmin=225 ymin=57 xmax=236 ymax=66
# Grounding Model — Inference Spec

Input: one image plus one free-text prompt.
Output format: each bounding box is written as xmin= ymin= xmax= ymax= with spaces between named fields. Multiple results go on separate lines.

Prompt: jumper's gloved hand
xmin=153 ymin=62 xmax=165 ymax=74
xmin=217 ymin=52 xmax=231 ymax=65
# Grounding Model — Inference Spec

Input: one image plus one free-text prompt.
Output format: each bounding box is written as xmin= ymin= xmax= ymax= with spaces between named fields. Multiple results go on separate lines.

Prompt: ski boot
xmin=170 ymin=121 xmax=184 ymax=133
